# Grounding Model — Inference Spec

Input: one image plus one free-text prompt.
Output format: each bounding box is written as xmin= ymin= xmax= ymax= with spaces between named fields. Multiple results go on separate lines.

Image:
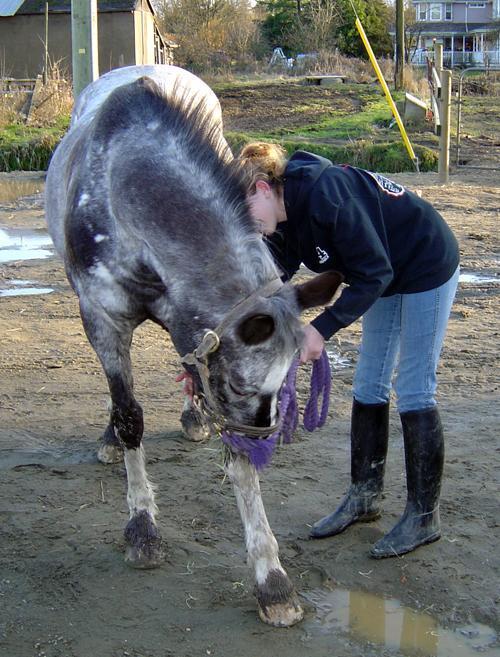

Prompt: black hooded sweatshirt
xmin=265 ymin=151 xmax=460 ymax=340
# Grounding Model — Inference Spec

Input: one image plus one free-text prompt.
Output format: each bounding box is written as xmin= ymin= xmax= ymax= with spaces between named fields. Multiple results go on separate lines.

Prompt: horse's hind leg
xmin=79 ymin=301 xmax=164 ymax=569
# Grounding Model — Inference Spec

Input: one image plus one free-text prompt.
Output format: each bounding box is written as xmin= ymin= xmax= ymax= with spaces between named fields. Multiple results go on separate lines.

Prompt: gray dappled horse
xmin=45 ymin=65 xmax=341 ymax=627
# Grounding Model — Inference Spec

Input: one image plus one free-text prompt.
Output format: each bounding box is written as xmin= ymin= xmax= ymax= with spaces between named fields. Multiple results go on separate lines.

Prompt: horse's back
xmin=46 ymin=65 xmax=230 ymax=261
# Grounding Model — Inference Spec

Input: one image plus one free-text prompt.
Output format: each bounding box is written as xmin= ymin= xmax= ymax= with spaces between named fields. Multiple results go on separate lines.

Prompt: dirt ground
xmin=218 ymin=81 xmax=362 ymax=133
xmin=0 ymin=159 xmax=499 ymax=655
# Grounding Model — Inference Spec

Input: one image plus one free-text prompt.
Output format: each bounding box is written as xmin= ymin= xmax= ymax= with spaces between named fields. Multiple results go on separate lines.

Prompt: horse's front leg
xmin=118 ymin=404 xmax=163 ymax=569
xmin=79 ymin=302 xmax=164 ymax=569
xmin=226 ymin=454 xmax=304 ymax=627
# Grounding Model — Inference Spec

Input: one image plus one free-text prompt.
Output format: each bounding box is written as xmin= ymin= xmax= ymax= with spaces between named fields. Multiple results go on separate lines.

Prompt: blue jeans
xmin=353 ymin=267 xmax=459 ymax=413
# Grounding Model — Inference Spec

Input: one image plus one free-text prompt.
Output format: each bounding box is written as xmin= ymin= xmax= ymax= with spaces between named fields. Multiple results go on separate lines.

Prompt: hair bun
xmin=239 ymin=141 xmax=287 ymax=185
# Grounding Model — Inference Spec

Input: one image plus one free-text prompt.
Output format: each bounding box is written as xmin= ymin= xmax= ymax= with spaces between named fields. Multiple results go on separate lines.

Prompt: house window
xmin=445 ymin=2 xmax=452 ymax=19
xmin=419 ymin=3 xmax=428 ymax=20
xmin=430 ymin=3 xmax=442 ymax=19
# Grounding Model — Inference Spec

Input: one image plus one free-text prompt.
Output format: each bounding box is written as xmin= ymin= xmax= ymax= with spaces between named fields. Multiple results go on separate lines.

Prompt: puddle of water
xmin=459 ymin=273 xmax=499 ymax=285
xmin=0 ymin=176 xmax=44 ymax=203
xmin=0 ymin=279 xmax=54 ymax=297
xmin=0 ymin=227 xmax=53 ymax=263
xmin=303 ymin=588 xmax=499 ymax=657
xmin=0 ymin=444 xmax=99 ymax=470
xmin=326 ymin=347 xmax=353 ymax=371
xmin=0 ymin=287 xmax=54 ymax=298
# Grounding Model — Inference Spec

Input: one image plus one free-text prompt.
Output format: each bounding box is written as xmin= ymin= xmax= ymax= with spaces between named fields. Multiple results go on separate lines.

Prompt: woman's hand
xmin=300 ymin=324 xmax=325 ymax=363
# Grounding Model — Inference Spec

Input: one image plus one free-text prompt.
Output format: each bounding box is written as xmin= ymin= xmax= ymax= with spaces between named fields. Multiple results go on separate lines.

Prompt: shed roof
xmin=15 ymin=0 xmax=155 ymax=15
xmin=0 ymin=0 xmax=25 ymax=16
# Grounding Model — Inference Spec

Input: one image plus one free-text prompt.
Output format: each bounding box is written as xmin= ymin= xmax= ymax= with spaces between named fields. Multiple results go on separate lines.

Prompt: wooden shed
xmin=0 ymin=0 xmax=176 ymax=79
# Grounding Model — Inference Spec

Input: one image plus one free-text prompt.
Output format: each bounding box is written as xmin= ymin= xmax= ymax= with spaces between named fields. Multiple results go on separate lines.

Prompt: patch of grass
xmin=457 ymin=94 xmax=500 ymax=138
xmin=227 ymin=131 xmax=437 ymax=173
xmin=224 ymin=83 xmax=405 ymax=142
xmin=0 ymin=119 xmax=68 ymax=171
xmin=271 ymin=95 xmax=394 ymax=140
xmin=223 ymin=85 xmax=435 ymax=172
xmin=209 ymin=75 xmax=291 ymax=93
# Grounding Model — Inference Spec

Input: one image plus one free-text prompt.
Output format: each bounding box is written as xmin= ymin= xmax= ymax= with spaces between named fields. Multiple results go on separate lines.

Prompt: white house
xmin=410 ymin=0 xmax=500 ymax=66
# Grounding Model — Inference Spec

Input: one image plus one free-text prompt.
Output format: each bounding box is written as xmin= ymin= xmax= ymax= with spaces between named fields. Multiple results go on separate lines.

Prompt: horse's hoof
xmin=125 ymin=544 xmax=164 ymax=569
xmin=97 ymin=443 xmax=123 ymax=464
xmin=181 ymin=408 xmax=210 ymax=442
xmin=258 ymin=598 xmax=304 ymax=627
xmin=255 ymin=569 xmax=304 ymax=627
xmin=124 ymin=510 xmax=164 ymax=569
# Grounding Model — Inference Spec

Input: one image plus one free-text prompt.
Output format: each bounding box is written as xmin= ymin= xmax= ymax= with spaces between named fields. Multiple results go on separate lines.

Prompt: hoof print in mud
xmin=124 ymin=510 xmax=164 ymax=569
xmin=255 ymin=569 xmax=304 ymax=627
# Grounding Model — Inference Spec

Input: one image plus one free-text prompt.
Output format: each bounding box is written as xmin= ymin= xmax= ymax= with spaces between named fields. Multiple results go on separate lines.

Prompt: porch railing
xmin=411 ymin=49 xmax=500 ymax=67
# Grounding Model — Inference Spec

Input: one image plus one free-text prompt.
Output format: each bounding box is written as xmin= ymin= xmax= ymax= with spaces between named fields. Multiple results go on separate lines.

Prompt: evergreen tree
xmin=336 ymin=0 xmax=392 ymax=58
xmin=257 ymin=0 xmax=300 ymax=55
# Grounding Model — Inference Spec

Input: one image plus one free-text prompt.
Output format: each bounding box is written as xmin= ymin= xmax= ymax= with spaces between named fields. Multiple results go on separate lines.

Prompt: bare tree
xmin=286 ymin=0 xmax=341 ymax=53
xmin=403 ymin=1 xmax=422 ymax=63
xmin=159 ymin=0 xmax=260 ymax=69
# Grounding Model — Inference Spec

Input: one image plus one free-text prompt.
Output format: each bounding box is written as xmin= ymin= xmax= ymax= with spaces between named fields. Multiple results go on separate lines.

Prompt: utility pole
xmin=43 ymin=2 xmax=49 ymax=84
xmin=438 ymin=69 xmax=452 ymax=183
xmin=71 ymin=0 xmax=99 ymax=99
xmin=395 ymin=0 xmax=404 ymax=90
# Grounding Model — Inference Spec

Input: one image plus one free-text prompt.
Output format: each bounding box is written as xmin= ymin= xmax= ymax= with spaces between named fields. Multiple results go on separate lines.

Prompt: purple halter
xmin=221 ymin=350 xmax=331 ymax=470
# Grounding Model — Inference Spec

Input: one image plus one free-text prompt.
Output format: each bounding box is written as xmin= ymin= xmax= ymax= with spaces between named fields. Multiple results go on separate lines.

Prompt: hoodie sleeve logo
xmin=316 ymin=246 xmax=330 ymax=264
xmin=366 ymin=171 xmax=405 ymax=197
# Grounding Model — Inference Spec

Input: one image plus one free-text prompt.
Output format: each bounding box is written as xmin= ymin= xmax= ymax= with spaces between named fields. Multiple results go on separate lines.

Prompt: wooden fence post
xmin=438 ymin=69 xmax=452 ymax=183
xmin=395 ymin=0 xmax=404 ymax=90
xmin=434 ymin=42 xmax=443 ymax=74
xmin=43 ymin=2 xmax=48 ymax=84
xmin=71 ymin=0 xmax=99 ymax=99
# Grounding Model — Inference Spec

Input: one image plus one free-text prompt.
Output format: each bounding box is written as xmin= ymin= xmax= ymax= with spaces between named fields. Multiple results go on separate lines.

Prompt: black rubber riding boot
xmin=370 ymin=407 xmax=444 ymax=559
xmin=310 ymin=399 xmax=389 ymax=539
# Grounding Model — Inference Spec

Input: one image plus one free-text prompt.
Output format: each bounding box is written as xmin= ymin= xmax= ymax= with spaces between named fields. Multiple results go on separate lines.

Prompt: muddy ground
xmin=0 ymin=164 xmax=499 ymax=654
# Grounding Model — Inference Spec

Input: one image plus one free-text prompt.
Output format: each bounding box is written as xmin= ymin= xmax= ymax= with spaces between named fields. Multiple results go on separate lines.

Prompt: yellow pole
xmin=355 ymin=17 xmax=419 ymax=171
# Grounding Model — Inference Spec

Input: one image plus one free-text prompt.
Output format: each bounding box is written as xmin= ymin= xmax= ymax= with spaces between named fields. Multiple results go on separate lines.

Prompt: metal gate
xmin=455 ymin=67 xmax=500 ymax=171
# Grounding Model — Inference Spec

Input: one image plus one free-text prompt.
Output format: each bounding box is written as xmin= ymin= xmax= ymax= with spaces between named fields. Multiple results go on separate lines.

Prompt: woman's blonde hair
xmin=237 ymin=141 xmax=288 ymax=193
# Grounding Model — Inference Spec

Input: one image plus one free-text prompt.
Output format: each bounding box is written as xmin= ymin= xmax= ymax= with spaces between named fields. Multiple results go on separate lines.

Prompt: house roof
xmin=414 ymin=21 xmax=497 ymax=34
xmin=0 ymin=0 xmax=25 ymax=16
xmin=15 ymin=0 xmax=156 ymax=15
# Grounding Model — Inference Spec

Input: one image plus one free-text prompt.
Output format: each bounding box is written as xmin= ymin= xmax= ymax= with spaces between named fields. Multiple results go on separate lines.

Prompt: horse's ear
xmin=294 ymin=271 xmax=344 ymax=310
xmin=237 ymin=314 xmax=275 ymax=345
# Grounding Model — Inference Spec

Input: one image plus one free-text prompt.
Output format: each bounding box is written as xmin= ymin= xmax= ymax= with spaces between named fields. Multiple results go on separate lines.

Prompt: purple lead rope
xmin=221 ymin=350 xmax=331 ymax=470
xmin=303 ymin=348 xmax=331 ymax=432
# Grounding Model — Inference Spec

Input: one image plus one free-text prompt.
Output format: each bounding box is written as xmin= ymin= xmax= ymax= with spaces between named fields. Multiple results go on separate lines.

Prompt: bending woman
xmin=237 ymin=143 xmax=460 ymax=558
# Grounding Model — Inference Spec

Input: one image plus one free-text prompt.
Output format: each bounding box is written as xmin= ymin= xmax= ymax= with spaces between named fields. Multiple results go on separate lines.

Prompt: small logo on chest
xmin=316 ymin=246 xmax=330 ymax=264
